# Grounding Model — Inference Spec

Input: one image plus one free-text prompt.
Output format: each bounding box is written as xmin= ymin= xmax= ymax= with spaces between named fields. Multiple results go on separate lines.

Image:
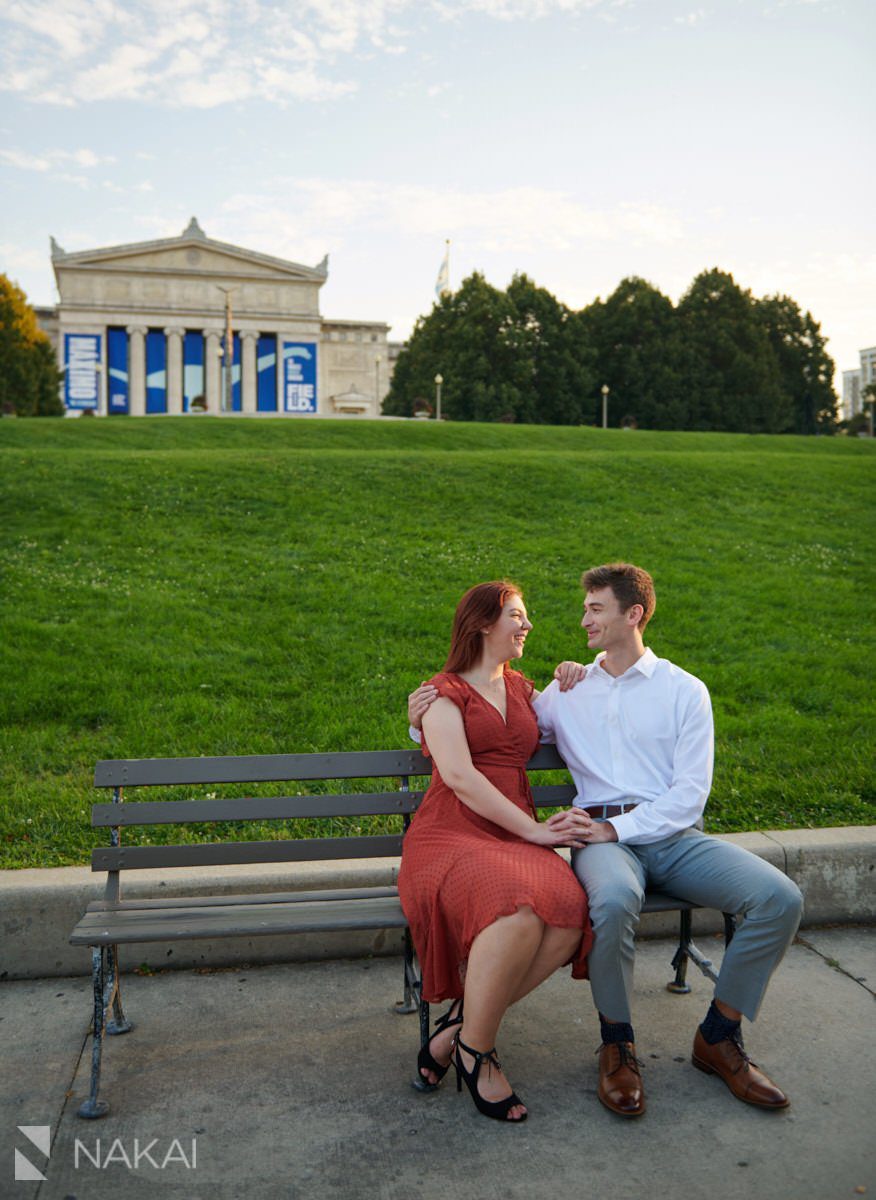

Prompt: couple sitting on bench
xmin=399 ymin=562 xmax=803 ymax=1124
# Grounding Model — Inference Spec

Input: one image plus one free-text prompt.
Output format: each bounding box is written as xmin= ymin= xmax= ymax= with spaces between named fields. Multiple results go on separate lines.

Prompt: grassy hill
xmin=1 ymin=417 xmax=873 ymax=868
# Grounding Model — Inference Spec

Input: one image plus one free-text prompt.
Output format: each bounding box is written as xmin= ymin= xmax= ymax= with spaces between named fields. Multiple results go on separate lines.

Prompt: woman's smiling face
xmin=483 ymin=594 xmax=533 ymax=661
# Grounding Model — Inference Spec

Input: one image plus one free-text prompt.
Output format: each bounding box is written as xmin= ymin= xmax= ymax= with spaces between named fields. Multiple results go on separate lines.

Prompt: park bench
xmin=69 ymin=744 xmax=735 ymax=1118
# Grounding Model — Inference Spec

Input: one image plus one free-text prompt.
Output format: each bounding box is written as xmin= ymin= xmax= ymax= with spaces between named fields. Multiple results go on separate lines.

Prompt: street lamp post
xmin=435 ymin=373 xmax=443 ymax=421
xmin=216 ymin=286 xmax=237 ymax=413
xmin=601 ymin=384 xmax=610 ymax=429
xmin=375 ymin=355 xmax=381 ymax=409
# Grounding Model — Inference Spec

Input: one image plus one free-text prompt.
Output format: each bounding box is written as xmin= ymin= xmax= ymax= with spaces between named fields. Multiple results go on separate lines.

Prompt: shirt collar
xmin=592 ymin=647 xmax=657 ymax=679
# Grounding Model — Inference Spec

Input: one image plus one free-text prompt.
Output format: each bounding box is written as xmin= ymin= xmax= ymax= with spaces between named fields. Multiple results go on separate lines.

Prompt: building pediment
xmin=51 ymin=218 xmax=328 ymax=284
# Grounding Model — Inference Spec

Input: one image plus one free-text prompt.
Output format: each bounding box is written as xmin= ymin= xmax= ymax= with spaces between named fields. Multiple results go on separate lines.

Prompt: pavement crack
xmin=795 ymin=934 xmax=875 ymax=999
xmin=36 ymin=1023 xmax=93 ymax=1197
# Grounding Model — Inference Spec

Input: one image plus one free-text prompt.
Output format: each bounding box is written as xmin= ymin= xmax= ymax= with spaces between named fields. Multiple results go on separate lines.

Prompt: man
xmin=409 ymin=563 xmax=803 ymax=1117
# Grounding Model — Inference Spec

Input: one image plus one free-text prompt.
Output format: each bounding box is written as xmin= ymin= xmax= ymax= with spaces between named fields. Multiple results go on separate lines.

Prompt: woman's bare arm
xmin=422 ymin=697 xmax=589 ymax=848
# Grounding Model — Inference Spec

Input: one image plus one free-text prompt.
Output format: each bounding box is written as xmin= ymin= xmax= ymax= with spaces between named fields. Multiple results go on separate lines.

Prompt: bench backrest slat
xmin=93 ymin=744 xmax=568 ymax=788
xmin=94 ymin=750 xmax=432 ymax=788
xmin=88 ymin=745 xmax=574 ymax=881
xmin=90 ymin=782 xmax=576 ymax=828
xmin=91 ymin=791 xmax=426 ymax=827
xmin=92 ymin=834 xmax=404 ymax=872
xmin=532 ymin=784 xmax=576 ymax=807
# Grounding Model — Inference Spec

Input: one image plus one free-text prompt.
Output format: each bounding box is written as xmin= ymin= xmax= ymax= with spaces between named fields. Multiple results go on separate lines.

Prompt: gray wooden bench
xmin=70 ymin=744 xmax=734 ymax=1118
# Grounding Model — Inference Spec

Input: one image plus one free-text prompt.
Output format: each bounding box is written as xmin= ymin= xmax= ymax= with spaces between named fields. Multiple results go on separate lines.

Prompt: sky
xmin=1 ymin=0 xmax=873 ymax=387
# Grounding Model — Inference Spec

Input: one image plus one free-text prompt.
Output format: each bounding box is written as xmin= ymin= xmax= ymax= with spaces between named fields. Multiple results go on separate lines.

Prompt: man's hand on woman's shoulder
xmin=553 ymin=661 xmax=588 ymax=692
xmin=408 ymin=681 xmax=439 ymax=731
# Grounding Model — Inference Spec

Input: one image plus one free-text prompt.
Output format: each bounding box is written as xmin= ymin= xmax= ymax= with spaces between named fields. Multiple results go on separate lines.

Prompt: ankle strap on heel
xmin=456 ymin=1037 xmax=501 ymax=1071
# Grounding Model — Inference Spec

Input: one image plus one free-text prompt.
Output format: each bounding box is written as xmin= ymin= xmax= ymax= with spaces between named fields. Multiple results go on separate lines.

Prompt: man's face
xmin=581 ymin=587 xmax=638 ymax=651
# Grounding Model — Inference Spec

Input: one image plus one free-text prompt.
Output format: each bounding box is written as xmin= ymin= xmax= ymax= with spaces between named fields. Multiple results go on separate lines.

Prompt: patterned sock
xmin=600 ymin=1014 xmax=635 ymax=1045
xmin=699 ymin=1000 xmax=742 ymax=1045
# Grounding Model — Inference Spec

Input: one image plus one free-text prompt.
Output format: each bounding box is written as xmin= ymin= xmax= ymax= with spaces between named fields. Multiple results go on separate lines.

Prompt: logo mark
xmin=15 ymin=1126 xmax=51 ymax=1182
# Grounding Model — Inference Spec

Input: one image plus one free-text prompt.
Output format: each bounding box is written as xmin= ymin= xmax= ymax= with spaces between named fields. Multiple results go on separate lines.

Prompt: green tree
xmin=384 ymin=273 xmax=532 ymax=421
xmin=0 ymin=275 xmax=63 ymax=416
xmin=577 ymin=277 xmax=686 ymax=428
xmin=755 ymin=295 xmax=838 ymax=434
xmin=504 ymin=273 xmax=596 ymax=424
xmin=676 ymin=270 xmax=790 ymax=433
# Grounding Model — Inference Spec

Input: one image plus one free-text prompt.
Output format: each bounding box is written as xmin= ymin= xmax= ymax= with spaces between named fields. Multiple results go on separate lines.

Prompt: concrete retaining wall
xmin=1 ymin=826 xmax=874 ymax=980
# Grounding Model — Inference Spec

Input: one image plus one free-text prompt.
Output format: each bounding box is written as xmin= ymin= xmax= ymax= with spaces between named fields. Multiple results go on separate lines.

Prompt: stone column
xmin=276 ymin=334 xmax=286 ymax=414
xmin=204 ymin=330 xmax=222 ymax=413
xmin=126 ymin=325 xmax=147 ymax=416
xmin=164 ymin=326 xmax=185 ymax=415
xmin=97 ymin=333 xmax=108 ymax=417
xmin=241 ymin=331 xmax=259 ymax=414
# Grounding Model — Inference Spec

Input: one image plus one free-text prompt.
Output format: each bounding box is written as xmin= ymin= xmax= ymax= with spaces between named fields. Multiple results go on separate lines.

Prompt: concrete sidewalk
xmin=2 ymin=927 xmax=874 ymax=1200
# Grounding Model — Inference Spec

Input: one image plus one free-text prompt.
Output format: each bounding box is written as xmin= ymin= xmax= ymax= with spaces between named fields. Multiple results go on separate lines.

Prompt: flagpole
xmin=435 ymin=239 xmax=451 ymax=301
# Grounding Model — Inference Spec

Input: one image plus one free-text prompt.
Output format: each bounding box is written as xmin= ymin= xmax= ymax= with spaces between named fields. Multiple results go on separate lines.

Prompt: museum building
xmin=44 ymin=218 xmax=397 ymax=417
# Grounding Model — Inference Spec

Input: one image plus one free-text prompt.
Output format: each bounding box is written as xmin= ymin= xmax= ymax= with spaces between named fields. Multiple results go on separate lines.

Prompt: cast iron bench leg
xmin=394 ymin=927 xmax=420 ymax=1015
xmin=77 ymin=944 xmax=135 ymax=1119
xmin=667 ymin=910 xmax=738 ymax=993
xmin=78 ymin=946 xmax=110 ymax=1119
xmin=105 ymin=944 xmax=134 ymax=1036
xmin=667 ymin=908 xmax=694 ymax=993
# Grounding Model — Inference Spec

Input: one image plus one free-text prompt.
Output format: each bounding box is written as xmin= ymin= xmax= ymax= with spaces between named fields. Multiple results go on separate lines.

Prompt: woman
xmin=397 ymin=581 xmax=594 ymax=1124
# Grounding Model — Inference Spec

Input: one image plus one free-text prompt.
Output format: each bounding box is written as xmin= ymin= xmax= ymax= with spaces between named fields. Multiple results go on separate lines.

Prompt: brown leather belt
xmin=585 ymin=802 xmax=639 ymax=819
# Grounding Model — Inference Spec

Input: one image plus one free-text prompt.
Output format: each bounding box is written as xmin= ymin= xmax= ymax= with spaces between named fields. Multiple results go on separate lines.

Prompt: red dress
xmin=398 ymin=669 xmax=592 ymax=1002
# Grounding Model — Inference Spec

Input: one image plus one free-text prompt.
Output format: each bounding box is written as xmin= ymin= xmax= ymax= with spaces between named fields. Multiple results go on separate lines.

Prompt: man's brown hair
xmin=581 ymin=563 xmax=656 ymax=631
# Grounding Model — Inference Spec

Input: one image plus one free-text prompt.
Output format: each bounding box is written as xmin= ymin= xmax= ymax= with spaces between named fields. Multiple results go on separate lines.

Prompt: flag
xmin=435 ymin=241 xmax=450 ymax=300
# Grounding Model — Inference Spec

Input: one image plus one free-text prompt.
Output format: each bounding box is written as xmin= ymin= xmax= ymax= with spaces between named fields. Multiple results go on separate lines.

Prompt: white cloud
xmin=210 ymin=177 xmax=683 ymax=264
xmin=0 ymin=146 xmax=113 ymax=171
xmin=0 ymin=148 xmax=51 ymax=171
xmin=674 ymin=9 xmax=706 ymax=25
xmin=0 ymin=0 xmax=613 ymax=107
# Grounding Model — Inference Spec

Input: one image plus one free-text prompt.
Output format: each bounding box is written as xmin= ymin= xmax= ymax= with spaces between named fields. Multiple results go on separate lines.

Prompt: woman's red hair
xmin=443 ymin=580 xmax=523 ymax=676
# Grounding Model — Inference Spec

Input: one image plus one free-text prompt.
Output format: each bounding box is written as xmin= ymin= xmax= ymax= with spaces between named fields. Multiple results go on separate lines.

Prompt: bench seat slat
xmin=85 ymin=887 xmax=400 ymax=912
xmin=71 ymin=888 xmax=696 ymax=946
xmin=91 ymin=792 xmax=424 ymax=827
xmin=70 ymin=895 xmax=408 ymax=945
xmin=91 ymin=835 xmax=404 ymax=872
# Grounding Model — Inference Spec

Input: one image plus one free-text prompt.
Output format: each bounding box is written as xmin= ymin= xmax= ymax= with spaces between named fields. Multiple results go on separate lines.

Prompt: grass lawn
xmin=1 ymin=417 xmax=873 ymax=869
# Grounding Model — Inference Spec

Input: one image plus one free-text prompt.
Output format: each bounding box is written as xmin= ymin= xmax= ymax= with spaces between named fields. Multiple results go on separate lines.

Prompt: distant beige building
xmin=841 ymin=345 xmax=876 ymax=421
xmin=43 ymin=218 xmax=397 ymax=417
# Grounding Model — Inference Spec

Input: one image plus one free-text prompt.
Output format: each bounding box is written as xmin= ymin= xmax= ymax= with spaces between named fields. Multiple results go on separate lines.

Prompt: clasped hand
xmin=542 ymin=807 xmax=618 ymax=846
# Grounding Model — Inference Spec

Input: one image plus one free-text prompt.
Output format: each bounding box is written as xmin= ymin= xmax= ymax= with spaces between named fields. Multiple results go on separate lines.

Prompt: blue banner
xmin=145 ymin=330 xmax=167 ymax=413
xmin=257 ymin=335 xmax=277 ymax=412
xmin=64 ymin=333 xmax=101 ymax=410
xmin=183 ymin=332 xmax=204 ymax=412
xmin=107 ymin=328 xmax=128 ymax=414
xmin=232 ymin=334 xmax=241 ymax=412
xmin=282 ymin=342 xmax=317 ymax=414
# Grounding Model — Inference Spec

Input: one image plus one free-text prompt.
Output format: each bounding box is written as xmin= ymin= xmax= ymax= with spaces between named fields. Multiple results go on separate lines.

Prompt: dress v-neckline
xmin=453 ymin=673 xmax=509 ymax=726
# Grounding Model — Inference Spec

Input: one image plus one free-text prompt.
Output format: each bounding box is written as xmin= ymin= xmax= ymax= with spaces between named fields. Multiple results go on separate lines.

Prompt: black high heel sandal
xmin=453 ymin=1036 xmax=527 ymax=1122
xmin=415 ymin=999 xmax=464 ymax=1090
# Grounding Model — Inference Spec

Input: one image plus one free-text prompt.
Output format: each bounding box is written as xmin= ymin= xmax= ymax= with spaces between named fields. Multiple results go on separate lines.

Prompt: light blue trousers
xmin=571 ymin=828 xmax=803 ymax=1024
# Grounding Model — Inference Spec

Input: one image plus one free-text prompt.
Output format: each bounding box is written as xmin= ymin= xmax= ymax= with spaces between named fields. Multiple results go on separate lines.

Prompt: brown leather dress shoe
xmin=692 ymin=1028 xmax=789 ymax=1109
xmin=597 ymin=1042 xmax=645 ymax=1117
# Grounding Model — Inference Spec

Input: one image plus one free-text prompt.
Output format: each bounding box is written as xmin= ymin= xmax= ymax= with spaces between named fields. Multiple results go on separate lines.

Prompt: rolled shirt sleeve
xmin=532 ymin=683 xmax=557 ymax=744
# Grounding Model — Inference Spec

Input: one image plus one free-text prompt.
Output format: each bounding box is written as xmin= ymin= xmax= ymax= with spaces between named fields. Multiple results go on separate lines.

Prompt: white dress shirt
xmin=534 ymin=648 xmax=714 ymax=845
